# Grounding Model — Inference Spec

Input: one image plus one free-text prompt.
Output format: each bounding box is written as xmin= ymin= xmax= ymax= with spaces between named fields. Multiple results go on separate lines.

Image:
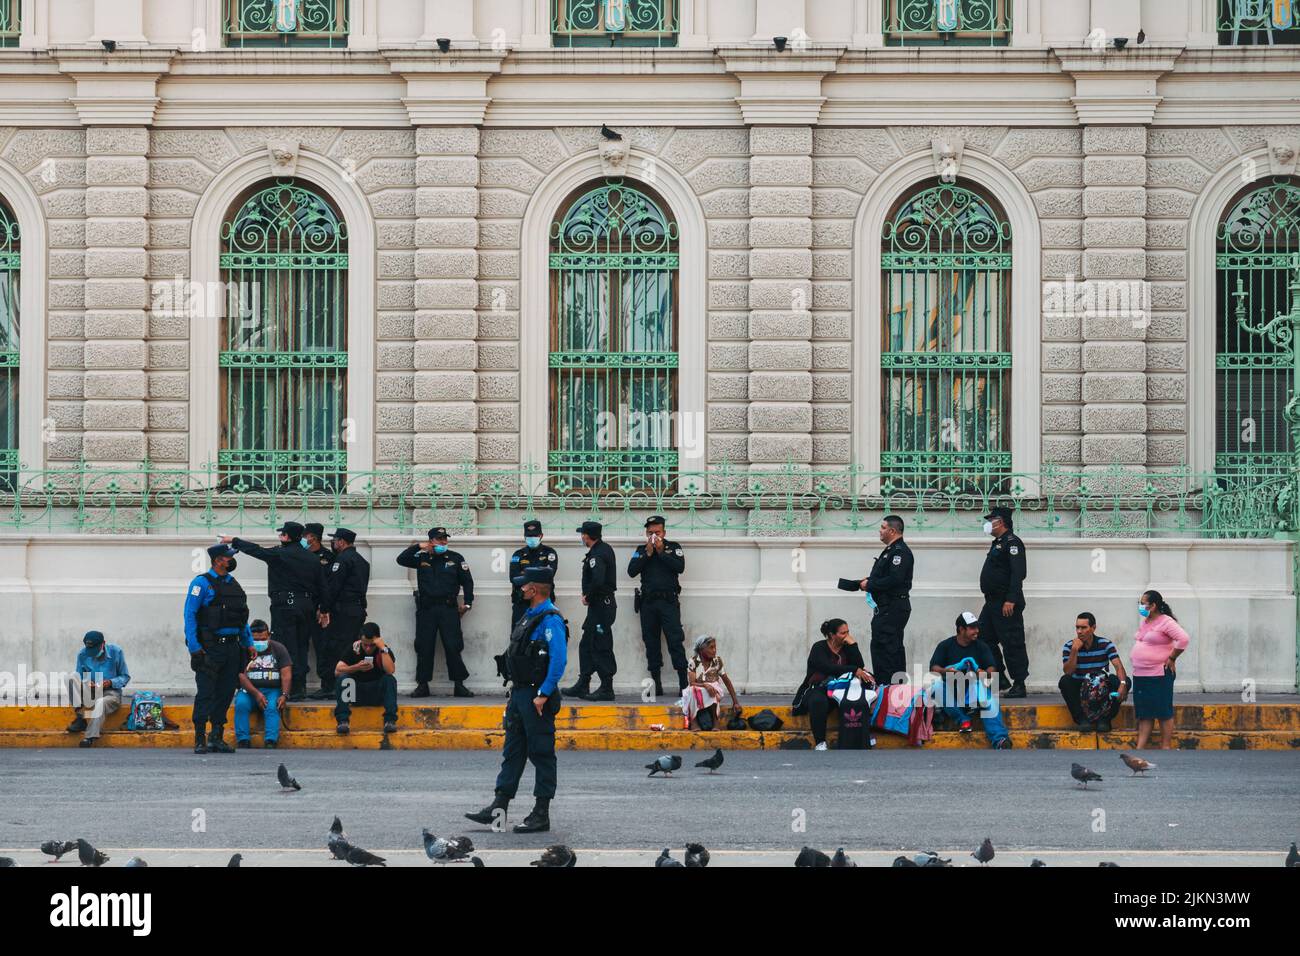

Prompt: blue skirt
xmin=1132 ymin=672 xmax=1175 ymax=721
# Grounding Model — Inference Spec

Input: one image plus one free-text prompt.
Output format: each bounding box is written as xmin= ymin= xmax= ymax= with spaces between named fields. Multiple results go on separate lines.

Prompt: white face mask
xmin=982 ymin=521 xmax=994 ymax=535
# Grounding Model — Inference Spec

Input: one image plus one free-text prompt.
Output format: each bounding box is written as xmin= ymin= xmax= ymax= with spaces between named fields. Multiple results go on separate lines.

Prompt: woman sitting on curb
xmin=680 ymin=635 xmax=741 ymax=730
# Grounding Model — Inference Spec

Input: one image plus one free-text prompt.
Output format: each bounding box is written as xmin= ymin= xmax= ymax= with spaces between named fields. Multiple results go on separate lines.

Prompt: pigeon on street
xmin=328 ymin=816 xmax=353 ymax=861
xmin=77 ymin=839 xmax=109 ymax=867
xmin=227 ymin=853 xmax=242 ymax=867
xmin=1071 ymin=763 xmax=1103 ymax=789
xmin=795 ymin=846 xmax=832 ymax=867
xmin=831 ymin=848 xmax=856 ymax=868
xmin=530 ymin=845 xmax=577 ymax=867
xmin=125 ymin=857 xmax=148 ymax=868
xmin=1285 ymin=843 xmax=1299 ymax=868
xmin=655 ymin=848 xmax=683 ymax=867
xmin=423 ymin=830 xmax=474 ymax=863
xmin=346 ymin=846 xmax=387 ymax=867
xmin=684 ymin=843 xmax=710 ymax=868
xmin=1119 ymin=754 xmax=1155 ymax=775
xmin=41 ymin=840 xmax=77 ymax=863
xmin=695 ymin=749 xmax=724 ymax=774
xmin=277 ymin=763 xmax=301 ymax=791
xmin=646 ymin=754 xmax=682 ymax=777
xmin=972 ymin=838 xmax=995 ymax=866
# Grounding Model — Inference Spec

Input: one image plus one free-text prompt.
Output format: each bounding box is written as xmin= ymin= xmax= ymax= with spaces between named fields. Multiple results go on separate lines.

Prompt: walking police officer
xmin=978 ymin=506 xmax=1029 ymax=698
xmin=509 ymin=520 xmax=557 ymax=628
xmin=561 ymin=520 xmax=617 ymax=701
xmin=224 ymin=522 xmax=321 ymax=701
xmin=303 ymin=522 xmax=335 ymax=699
xmin=465 ymin=564 xmax=565 ymax=834
xmin=855 ymin=514 xmax=914 ymax=684
xmin=318 ymin=528 xmax=370 ymax=691
xmin=628 ymin=515 xmax=688 ymax=696
xmin=397 ymin=526 xmax=475 ymax=698
xmin=184 ymin=544 xmax=253 ymax=755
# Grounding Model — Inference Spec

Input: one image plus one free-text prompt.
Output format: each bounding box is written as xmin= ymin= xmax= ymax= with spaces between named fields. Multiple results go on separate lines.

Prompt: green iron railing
xmin=550 ymin=181 xmax=679 ymax=492
xmin=220 ymin=180 xmax=348 ymax=492
xmin=1216 ymin=180 xmax=1299 ymax=475
xmin=884 ymin=0 xmax=1012 ymax=46
xmin=0 ymin=196 xmax=17 ymax=486
xmin=1217 ymin=0 xmax=1300 ymax=44
xmin=0 ymin=460 xmax=1295 ymax=540
xmin=552 ymin=0 xmax=678 ymax=47
xmin=0 ymin=0 xmax=19 ymax=47
xmin=225 ymin=0 xmax=349 ymax=48
xmin=882 ymin=182 xmax=1013 ymax=490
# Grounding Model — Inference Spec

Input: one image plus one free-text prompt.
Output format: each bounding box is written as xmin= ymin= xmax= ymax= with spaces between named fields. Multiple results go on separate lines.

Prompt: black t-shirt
xmin=929 ymin=636 xmax=998 ymax=672
xmin=338 ymin=643 xmax=395 ymax=684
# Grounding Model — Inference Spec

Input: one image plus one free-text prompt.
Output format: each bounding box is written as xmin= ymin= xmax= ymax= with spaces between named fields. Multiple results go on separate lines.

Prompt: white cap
xmin=957 ymin=610 xmax=979 ymax=627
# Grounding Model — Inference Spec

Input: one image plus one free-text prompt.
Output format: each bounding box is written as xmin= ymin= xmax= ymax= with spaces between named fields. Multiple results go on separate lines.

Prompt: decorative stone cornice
xmin=1056 ymin=47 xmax=1178 ymax=125
xmin=55 ymin=49 xmax=173 ymax=125
xmin=388 ymin=50 xmax=505 ymax=126
xmin=718 ymin=45 xmax=843 ymax=126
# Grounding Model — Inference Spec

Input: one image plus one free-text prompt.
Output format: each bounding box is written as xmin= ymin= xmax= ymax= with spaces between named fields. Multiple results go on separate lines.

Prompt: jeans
xmin=234 ymin=688 xmax=283 ymax=743
xmin=934 ymin=672 xmax=1009 ymax=746
xmin=334 ymin=674 xmax=398 ymax=723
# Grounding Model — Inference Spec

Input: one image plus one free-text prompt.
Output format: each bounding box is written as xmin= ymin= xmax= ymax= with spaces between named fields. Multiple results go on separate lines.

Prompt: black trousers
xmin=1059 ymin=673 xmax=1122 ymax=724
xmin=805 ymin=683 xmax=837 ymax=745
xmin=979 ymin=598 xmax=1028 ymax=684
xmin=306 ymin=608 xmax=329 ymax=688
xmin=639 ymin=596 xmax=687 ymax=675
xmin=270 ymin=598 xmax=313 ymax=691
xmin=192 ymin=638 xmax=243 ymax=733
xmin=869 ymin=599 xmax=911 ymax=684
xmin=495 ymin=687 xmax=560 ymax=801
xmin=578 ymin=596 xmax=618 ymax=679
xmin=415 ymin=600 xmax=469 ymax=683
xmin=320 ymin=605 xmax=366 ymax=692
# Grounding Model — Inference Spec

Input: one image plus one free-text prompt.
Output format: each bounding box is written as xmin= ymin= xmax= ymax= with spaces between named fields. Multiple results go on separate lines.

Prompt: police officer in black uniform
xmin=318 ymin=528 xmax=370 ymax=689
xmin=396 ymin=527 xmax=475 ymax=698
xmin=628 ymin=515 xmax=688 ymax=696
xmin=978 ymin=506 xmax=1029 ymax=698
xmin=851 ymin=514 xmax=914 ymax=684
xmin=184 ymin=544 xmax=254 ymax=755
xmin=509 ymin=520 xmax=557 ymax=629
xmin=560 ymin=520 xmax=617 ymax=701
xmin=303 ymin=522 xmax=335 ymax=699
xmin=465 ymin=564 xmax=566 ymax=834
xmin=224 ymin=522 xmax=321 ymax=701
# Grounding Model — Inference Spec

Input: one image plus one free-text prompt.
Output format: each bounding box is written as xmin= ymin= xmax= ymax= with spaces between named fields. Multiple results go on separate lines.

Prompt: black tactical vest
xmin=505 ymin=611 xmax=564 ymax=688
xmin=196 ymin=574 xmax=250 ymax=633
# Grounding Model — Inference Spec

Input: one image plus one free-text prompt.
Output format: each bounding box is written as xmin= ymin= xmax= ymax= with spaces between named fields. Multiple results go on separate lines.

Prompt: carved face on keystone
xmin=271 ymin=148 xmax=295 ymax=167
xmin=599 ymin=138 xmax=628 ymax=171
xmin=1273 ymin=145 xmax=1296 ymax=166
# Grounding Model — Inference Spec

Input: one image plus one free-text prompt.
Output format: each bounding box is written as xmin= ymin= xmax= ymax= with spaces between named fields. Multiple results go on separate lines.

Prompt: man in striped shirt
xmin=1060 ymin=612 xmax=1129 ymax=732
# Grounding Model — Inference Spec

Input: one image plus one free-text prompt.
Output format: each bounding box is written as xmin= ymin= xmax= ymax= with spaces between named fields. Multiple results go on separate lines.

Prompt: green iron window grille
xmin=0 ymin=0 xmax=19 ymax=47
xmin=884 ymin=0 xmax=1012 ymax=46
xmin=881 ymin=181 xmax=1013 ymax=492
xmin=220 ymin=180 xmax=348 ymax=492
xmin=550 ymin=181 xmax=679 ymax=493
xmin=1215 ymin=180 xmax=1300 ymax=477
xmin=1217 ymin=0 xmax=1300 ymax=44
xmin=225 ymin=0 xmax=349 ymax=48
xmin=553 ymin=0 xmax=678 ymax=47
xmin=0 ymin=196 xmax=17 ymax=488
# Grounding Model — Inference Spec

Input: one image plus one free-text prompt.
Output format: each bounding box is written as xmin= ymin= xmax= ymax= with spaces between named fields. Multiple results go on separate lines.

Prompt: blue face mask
xmin=433 ymin=544 xmax=448 ymax=554
xmin=1138 ymin=605 xmax=1150 ymax=618
xmin=525 ymin=536 xmax=541 ymax=549
xmin=300 ymin=539 xmax=309 ymax=549
xmin=253 ymin=640 xmax=269 ymax=653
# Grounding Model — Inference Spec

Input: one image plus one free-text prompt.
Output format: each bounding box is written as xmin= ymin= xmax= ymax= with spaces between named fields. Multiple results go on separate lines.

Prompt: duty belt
xmin=644 ymin=590 xmax=678 ymax=601
xmin=201 ymin=633 xmax=239 ymax=645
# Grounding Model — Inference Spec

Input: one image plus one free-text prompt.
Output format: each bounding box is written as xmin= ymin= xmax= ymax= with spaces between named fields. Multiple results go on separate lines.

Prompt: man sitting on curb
xmin=335 ymin=621 xmax=398 ymax=736
xmin=928 ymin=611 xmax=1012 ymax=750
xmin=66 ymin=631 xmax=131 ymax=748
xmin=1061 ymin=611 xmax=1128 ymax=732
xmin=234 ymin=620 xmax=292 ymax=749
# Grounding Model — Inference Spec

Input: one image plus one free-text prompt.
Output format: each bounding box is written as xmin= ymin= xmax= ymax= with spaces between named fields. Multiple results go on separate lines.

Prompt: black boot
xmin=650 ymin=671 xmax=664 ymax=698
xmin=453 ymin=681 xmax=475 ymax=698
xmin=193 ymin=729 xmax=208 ymax=755
xmin=513 ymin=798 xmax=551 ymax=834
xmin=1004 ymin=682 xmax=1027 ymax=699
xmin=581 ymin=674 xmax=615 ymax=701
xmin=207 ymin=728 xmax=235 ymax=754
xmin=410 ymin=681 xmax=431 ymax=699
xmin=560 ymin=674 xmax=592 ymax=698
xmin=465 ymin=792 xmax=510 ymax=828
xmin=288 ymin=682 xmax=307 ymax=703
xmin=675 ymin=668 xmax=688 ymax=692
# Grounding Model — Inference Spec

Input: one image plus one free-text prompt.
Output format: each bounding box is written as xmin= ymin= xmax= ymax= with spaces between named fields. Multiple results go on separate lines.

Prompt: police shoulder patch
xmin=547 ymin=553 xmax=556 ymax=562
xmin=675 ymin=548 xmax=683 ymax=556
xmin=892 ymin=555 xmax=902 ymax=565
xmin=190 ymin=585 xmax=202 ymax=597
xmin=1009 ymin=546 xmax=1019 ymax=555
xmin=461 ymin=563 xmax=469 ymax=570
xmin=589 ymin=558 xmax=596 ymax=567
xmin=332 ymin=562 xmax=341 ymax=572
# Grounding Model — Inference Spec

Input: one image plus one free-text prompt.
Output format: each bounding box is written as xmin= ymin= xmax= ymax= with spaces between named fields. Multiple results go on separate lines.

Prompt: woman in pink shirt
xmin=1129 ymin=589 xmax=1190 ymax=750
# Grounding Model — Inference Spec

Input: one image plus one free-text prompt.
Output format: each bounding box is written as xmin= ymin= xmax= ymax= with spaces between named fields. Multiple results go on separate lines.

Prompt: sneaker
xmin=237 ymin=739 xmax=251 ymax=749
xmin=336 ymin=721 xmax=350 ymax=735
xmin=78 ymin=738 xmax=95 ymax=748
xmin=66 ymin=716 xmax=87 ymax=734
xmin=410 ymin=682 xmax=431 ymax=699
xmin=383 ymin=721 xmax=397 ymax=734
xmin=814 ymin=742 xmax=828 ymax=751
xmin=993 ymin=737 xmax=1014 ymax=750
xmin=959 ymin=720 xmax=973 ymax=733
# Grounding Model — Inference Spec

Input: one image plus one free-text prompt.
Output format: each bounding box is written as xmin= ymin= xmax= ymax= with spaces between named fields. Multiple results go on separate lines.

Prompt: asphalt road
xmin=1 ymin=748 xmax=1296 ymax=866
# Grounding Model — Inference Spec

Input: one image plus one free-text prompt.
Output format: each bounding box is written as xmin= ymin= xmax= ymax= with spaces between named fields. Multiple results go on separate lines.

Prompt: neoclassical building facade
xmin=0 ymin=0 xmax=1296 ymax=693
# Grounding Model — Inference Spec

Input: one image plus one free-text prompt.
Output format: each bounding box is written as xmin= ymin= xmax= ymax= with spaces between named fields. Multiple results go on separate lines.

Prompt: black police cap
xmin=644 ymin=514 xmax=667 ymax=528
xmin=276 ymin=521 xmax=304 ymax=540
xmin=511 ymin=565 xmax=555 ymax=589
xmin=428 ymin=527 xmax=450 ymax=540
xmin=576 ymin=520 xmax=602 ymax=537
xmin=983 ymin=506 xmax=1014 ymax=524
xmin=328 ymin=528 xmax=356 ymax=544
xmin=523 ymin=519 xmax=542 ymax=536
xmin=303 ymin=522 xmax=325 ymax=538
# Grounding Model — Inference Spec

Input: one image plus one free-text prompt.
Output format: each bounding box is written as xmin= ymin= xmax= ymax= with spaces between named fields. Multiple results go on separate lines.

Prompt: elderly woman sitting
xmin=679 ymin=635 xmax=741 ymax=731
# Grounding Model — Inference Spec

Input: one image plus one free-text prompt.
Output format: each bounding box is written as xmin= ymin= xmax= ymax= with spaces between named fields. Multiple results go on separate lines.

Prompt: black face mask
xmin=226 ymin=558 xmax=238 ymax=573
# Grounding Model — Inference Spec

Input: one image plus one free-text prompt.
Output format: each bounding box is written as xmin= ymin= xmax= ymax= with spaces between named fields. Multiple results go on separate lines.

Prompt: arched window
xmin=880 ymin=181 xmax=1012 ymax=490
xmin=1214 ymin=179 xmax=1300 ymax=475
xmin=0 ymin=195 xmax=18 ymax=482
xmin=219 ymin=179 xmax=348 ymax=490
xmin=549 ymin=180 xmax=678 ymax=492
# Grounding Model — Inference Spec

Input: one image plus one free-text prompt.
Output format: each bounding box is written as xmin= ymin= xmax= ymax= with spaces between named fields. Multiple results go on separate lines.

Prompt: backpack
xmin=746 ymin=708 xmax=784 ymax=732
xmin=126 ymin=691 xmax=166 ymax=731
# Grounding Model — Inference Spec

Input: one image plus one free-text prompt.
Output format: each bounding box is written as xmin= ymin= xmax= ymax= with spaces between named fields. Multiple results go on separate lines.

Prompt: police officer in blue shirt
xmin=465 ymin=564 xmax=566 ymax=835
xmin=184 ymin=544 xmax=254 ymax=755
